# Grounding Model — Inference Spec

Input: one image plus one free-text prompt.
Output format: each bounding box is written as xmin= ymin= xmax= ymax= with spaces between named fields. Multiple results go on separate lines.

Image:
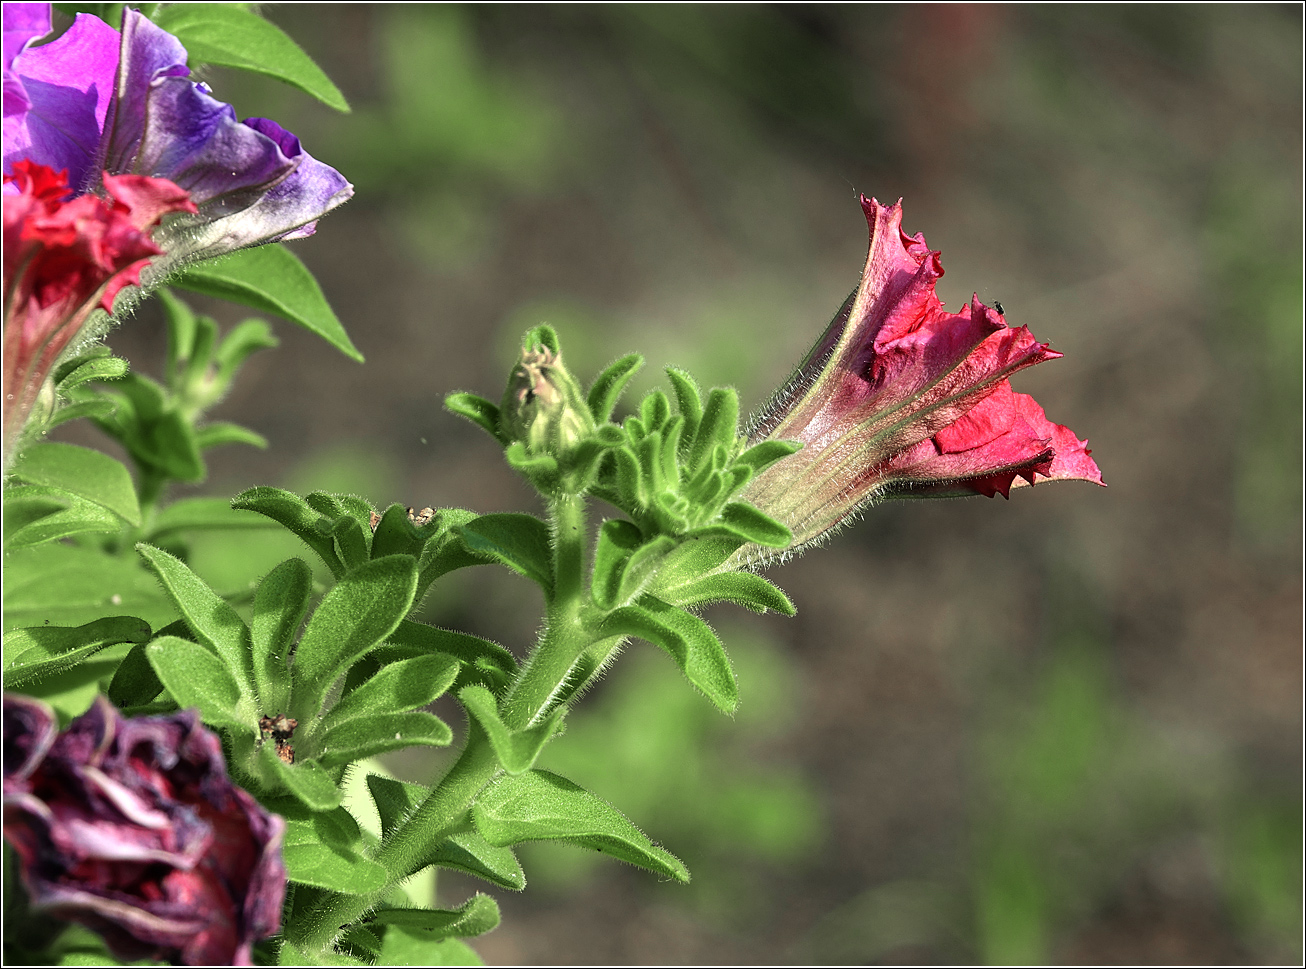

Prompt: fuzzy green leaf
xmin=2 ymin=542 xmax=175 ymax=631
xmin=250 ymin=558 xmax=313 ymax=716
xmin=154 ymin=3 xmax=350 ymax=112
xmin=377 ymin=932 xmax=483 ymax=967
xmin=665 ymin=368 xmax=703 ymax=451
xmin=232 ymin=485 xmax=343 ymax=575
xmin=711 ymin=502 xmax=793 ymax=548
xmin=107 ymin=633 xmax=167 ymax=707
xmin=454 ymin=514 xmax=553 ymax=596
xmin=258 ymin=744 xmax=342 ymax=811
xmin=146 ymin=635 xmax=247 ymax=731
xmin=172 ymin=244 xmax=362 ymax=362
xmin=316 ymin=711 xmax=452 ymax=768
xmin=282 ymin=839 xmax=387 ymax=895
xmin=291 ymin=556 xmax=418 ymax=720
xmin=474 ymin=769 xmax=689 ymax=883
xmin=660 ymin=570 xmax=795 ymax=615
xmin=194 ymin=421 xmax=268 ymax=452
xmin=686 ymin=387 xmax=739 ymax=474
xmin=10 ymin=442 xmax=140 ymax=526
xmin=388 ymin=621 xmax=518 ymax=693
xmin=145 ymin=497 xmax=277 ymax=541
xmin=445 ymin=393 xmax=505 ymax=443
xmin=55 ymin=354 xmax=129 ymax=392
xmin=137 ymin=544 xmax=254 ymax=695
xmin=734 ymin=439 xmax=802 ymax=474
xmin=459 ymin=685 xmax=564 ymax=774
xmin=590 ymin=519 xmax=643 ymax=609
xmin=3 ymin=617 xmax=150 ymax=691
xmin=423 ymin=824 xmax=526 ymax=892
xmin=370 ymin=504 xmax=422 ymax=559
xmin=2 ymin=485 xmax=123 ymax=549
xmin=600 ymin=596 xmax=737 ymax=712
xmin=369 ymin=895 xmax=500 ymax=940
xmin=326 ymin=654 xmax=459 ymax=727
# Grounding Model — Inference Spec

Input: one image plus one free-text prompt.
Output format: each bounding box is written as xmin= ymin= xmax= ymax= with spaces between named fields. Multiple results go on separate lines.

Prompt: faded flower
xmin=2 ymin=694 xmax=286 ymax=966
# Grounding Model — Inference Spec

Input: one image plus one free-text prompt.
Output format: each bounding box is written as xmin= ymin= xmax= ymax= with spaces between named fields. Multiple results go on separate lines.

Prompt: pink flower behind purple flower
xmin=2 ymin=694 xmax=286 ymax=966
xmin=2 ymin=4 xmax=352 ymax=270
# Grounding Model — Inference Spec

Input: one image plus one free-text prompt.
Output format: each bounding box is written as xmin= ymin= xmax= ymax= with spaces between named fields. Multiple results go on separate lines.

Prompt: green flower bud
xmin=500 ymin=329 xmax=596 ymax=461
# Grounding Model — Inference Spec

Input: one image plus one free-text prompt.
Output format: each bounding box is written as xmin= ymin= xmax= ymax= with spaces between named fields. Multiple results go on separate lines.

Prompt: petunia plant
xmin=1 ymin=5 xmax=1103 ymax=968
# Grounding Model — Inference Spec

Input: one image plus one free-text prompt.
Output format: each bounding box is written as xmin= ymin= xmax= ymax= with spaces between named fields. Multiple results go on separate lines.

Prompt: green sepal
xmin=459 ymin=685 xmax=565 ymax=774
xmin=734 ymin=439 xmax=802 ymax=474
xmin=145 ymin=635 xmax=247 ymax=732
xmin=231 ymin=486 xmax=343 ymax=576
xmin=153 ymin=3 xmax=350 ymax=112
xmin=2 ymin=485 xmax=122 ymax=549
xmin=687 ymin=387 xmax=739 ymax=474
xmin=172 ymin=244 xmax=362 ymax=362
xmin=137 ymin=544 xmax=255 ymax=695
xmin=387 ymin=621 xmax=518 ymax=694
xmin=454 ymin=513 xmax=553 ymax=597
xmin=2 ymin=617 xmax=150 ymax=692
xmin=145 ymin=497 xmax=278 ymax=542
xmin=256 ymin=743 xmax=342 ymax=811
xmin=324 ymin=654 xmax=459 ymax=728
xmin=54 ymin=353 xmax=129 ymax=393
xmin=599 ymin=596 xmax=737 ymax=712
xmin=445 ymin=393 xmax=506 ymax=444
xmin=368 ymin=894 xmax=500 ymax=941
xmin=473 ymin=769 xmax=690 ymax=884
xmin=586 ymin=353 xmax=643 ymax=423
xmin=9 ymin=442 xmax=141 ymax=527
xmin=250 ymin=558 xmax=313 ymax=717
xmin=290 ymin=555 xmax=418 ymax=723
xmin=665 ymin=367 xmax=703 ymax=453
xmin=697 ymin=502 xmax=793 ymax=548
xmin=659 ymin=571 xmax=795 ymax=615
xmin=315 ymin=711 xmax=452 ymax=768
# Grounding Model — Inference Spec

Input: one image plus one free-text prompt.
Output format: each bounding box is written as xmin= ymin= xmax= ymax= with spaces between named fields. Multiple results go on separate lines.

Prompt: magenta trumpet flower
xmin=742 ymin=196 xmax=1103 ymax=552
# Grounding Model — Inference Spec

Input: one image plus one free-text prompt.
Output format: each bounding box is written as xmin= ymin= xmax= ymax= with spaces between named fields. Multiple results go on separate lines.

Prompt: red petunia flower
xmin=741 ymin=196 xmax=1103 ymax=553
xmin=1 ymin=159 xmax=194 ymax=466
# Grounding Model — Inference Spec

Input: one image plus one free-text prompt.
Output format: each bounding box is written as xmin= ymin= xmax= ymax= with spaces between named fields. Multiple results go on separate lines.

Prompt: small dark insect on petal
xmin=994 ymin=300 xmax=1005 ymax=316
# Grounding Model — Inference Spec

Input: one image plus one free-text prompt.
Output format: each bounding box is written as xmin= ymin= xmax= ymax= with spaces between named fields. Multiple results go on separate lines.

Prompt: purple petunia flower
xmin=2 ymin=694 xmax=287 ymax=966
xmin=2 ymin=3 xmax=352 ymax=273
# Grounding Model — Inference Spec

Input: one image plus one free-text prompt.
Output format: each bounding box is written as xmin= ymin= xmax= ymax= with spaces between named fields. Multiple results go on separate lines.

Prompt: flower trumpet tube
xmin=741 ymin=196 xmax=1103 ymax=555
xmin=2 ymin=694 xmax=286 ymax=967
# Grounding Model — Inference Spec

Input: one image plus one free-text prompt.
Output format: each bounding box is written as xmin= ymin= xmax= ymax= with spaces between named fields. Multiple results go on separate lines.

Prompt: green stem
xmin=290 ymin=491 xmax=597 ymax=957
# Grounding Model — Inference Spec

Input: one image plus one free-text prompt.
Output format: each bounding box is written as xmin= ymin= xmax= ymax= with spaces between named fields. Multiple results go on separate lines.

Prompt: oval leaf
xmin=146 ymin=635 xmax=247 ymax=731
xmin=10 ymin=442 xmax=140 ymax=526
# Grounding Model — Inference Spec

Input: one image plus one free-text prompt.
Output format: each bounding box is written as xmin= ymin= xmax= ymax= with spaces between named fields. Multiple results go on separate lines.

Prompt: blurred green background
xmin=73 ymin=4 xmax=1301 ymax=964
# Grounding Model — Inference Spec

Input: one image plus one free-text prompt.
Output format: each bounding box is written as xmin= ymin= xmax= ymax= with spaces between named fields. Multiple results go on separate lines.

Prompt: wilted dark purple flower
xmin=2 ymin=3 xmax=352 ymax=272
xmin=3 ymin=695 xmax=286 ymax=966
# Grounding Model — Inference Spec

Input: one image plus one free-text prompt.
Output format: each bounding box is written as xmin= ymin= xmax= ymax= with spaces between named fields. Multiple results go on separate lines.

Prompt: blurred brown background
xmin=89 ymin=4 xmax=1301 ymax=964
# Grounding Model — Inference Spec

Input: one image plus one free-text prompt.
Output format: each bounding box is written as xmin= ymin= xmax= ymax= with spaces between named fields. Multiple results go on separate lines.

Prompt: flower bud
xmin=500 ymin=327 xmax=596 ymax=461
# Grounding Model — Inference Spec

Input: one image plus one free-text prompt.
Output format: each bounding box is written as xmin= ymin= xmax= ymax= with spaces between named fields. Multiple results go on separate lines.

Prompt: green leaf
xmin=3 ymin=617 xmax=150 ymax=692
xmin=232 ymin=486 xmax=343 ymax=576
xmin=660 ymin=571 xmax=795 ymax=615
xmin=590 ymin=518 xmax=643 ymax=609
xmin=474 ymin=769 xmax=689 ymax=883
xmin=2 ymin=542 xmax=176 ymax=631
xmin=146 ymin=496 xmax=279 ymax=541
xmin=665 ymin=367 xmax=703 ymax=449
xmin=316 ymin=711 xmax=452 ymax=768
xmin=378 ymin=932 xmax=483 ymax=967
xmin=370 ymin=504 xmax=422 ymax=560
xmin=458 ymin=685 xmax=564 ymax=774
xmin=648 ymin=533 xmax=746 ymax=595
xmin=445 ymin=393 xmax=505 ymax=443
xmin=2 ymin=485 xmax=123 ymax=549
xmin=614 ymin=535 xmax=678 ymax=607
xmin=258 ymin=744 xmax=342 ymax=811
xmin=332 ymin=516 xmax=372 ymax=572
xmin=291 ymin=556 xmax=419 ymax=721
xmin=171 ymin=245 xmax=362 ymax=362
xmin=586 ymin=353 xmax=643 ymax=423
xmin=370 ymin=895 xmax=500 ymax=940
xmin=454 ymin=514 xmax=553 ymax=596
xmin=388 ymin=620 xmax=517 ymax=692
xmin=107 ymin=633 xmax=168 ymax=707
xmin=45 ymin=397 xmax=118 ymax=430
xmin=154 ymin=3 xmax=349 ymax=110
xmin=194 ymin=421 xmax=268 ymax=451
xmin=55 ymin=353 xmax=129 ymax=392
xmin=325 ymin=654 xmax=459 ymax=727
xmin=137 ymin=544 xmax=255 ymax=695
xmin=251 ymin=558 xmax=313 ymax=716
xmin=146 ymin=635 xmax=247 ymax=731
xmin=214 ymin=318 xmax=279 ymax=383
xmin=600 ymin=597 xmax=737 ymax=712
xmin=426 ymin=825 xmax=526 ymax=891
xmin=9 ymin=442 xmax=140 ymax=526
xmin=282 ymin=837 xmax=387 ymax=895
xmin=366 ymin=774 xmax=425 ymax=839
